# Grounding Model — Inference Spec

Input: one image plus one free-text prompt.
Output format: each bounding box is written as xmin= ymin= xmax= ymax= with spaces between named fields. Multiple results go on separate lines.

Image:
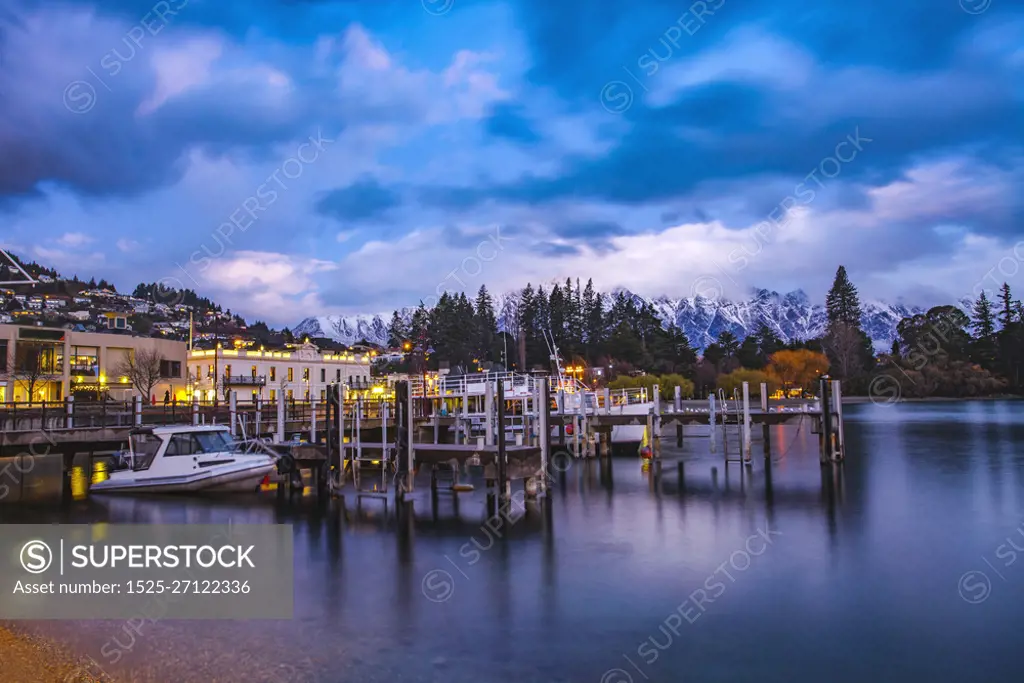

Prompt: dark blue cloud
xmin=535 ymin=242 xmax=580 ymax=257
xmin=483 ymin=102 xmax=542 ymax=144
xmin=2 ymin=0 xmax=1023 ymax=320
xmin=316 ymin=177 xmax=401 ymax=222
xmin=554 ymin=220 xmax=626 ymax=239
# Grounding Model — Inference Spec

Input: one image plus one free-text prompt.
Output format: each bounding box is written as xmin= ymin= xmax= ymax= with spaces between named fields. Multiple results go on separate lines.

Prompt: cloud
xmin=56 ymin=232 xmax=93 ymax=247
xmin=315 ymin=176 xmax=402 ymax=222
xmin=0 ymin=0 xmax=1021 ymax=328
xmin=483 ymin=103 xmax=542 ymax=145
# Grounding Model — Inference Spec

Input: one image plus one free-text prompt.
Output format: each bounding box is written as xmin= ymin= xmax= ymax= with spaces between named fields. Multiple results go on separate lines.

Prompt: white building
xmin=187 ymin=340 xmax=373 ymax=403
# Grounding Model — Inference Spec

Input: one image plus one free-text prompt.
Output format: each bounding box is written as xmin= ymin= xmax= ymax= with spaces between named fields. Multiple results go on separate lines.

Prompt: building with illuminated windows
xmin=187 ymin=339 xmax=373 ymax=403
xmin=0 ymin=324 xmax=187 ymax=403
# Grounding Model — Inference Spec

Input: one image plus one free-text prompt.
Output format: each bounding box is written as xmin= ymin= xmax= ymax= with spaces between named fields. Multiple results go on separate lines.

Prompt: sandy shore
xmin=0 ymin=626 xmax=113 ymax=683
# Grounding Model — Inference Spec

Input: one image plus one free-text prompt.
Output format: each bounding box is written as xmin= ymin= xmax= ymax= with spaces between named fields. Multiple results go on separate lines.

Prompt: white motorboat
xmin=90 ymin=425 xmax=277 ymax=494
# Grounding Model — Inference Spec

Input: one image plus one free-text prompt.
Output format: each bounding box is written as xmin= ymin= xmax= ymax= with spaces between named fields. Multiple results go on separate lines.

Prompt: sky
xmin=1 ymin=0 xmax=1022 ymax=326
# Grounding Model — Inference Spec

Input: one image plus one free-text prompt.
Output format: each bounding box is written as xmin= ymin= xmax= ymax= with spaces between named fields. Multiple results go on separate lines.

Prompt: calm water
xmin=4 ymin=401 xmax=1024 ymax=683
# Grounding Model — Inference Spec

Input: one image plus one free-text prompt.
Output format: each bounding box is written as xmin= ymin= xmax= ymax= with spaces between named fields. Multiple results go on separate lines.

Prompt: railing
xmin=223 ymin=375 xmax=267 ymax=387
xmin=411 ymin=371 xmax=549 ymax=398
xmin=591 ymin=387 xmax=650 ymax=410
xmin=0 ymin=400 xmax=134 ymax=431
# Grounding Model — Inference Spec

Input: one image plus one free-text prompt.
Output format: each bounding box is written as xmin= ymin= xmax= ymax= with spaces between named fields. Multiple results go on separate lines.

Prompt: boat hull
xmin=90 ymin=462 xmax=276 ymax=494
xmin=552 ymin=402 xmax=653 ymax=444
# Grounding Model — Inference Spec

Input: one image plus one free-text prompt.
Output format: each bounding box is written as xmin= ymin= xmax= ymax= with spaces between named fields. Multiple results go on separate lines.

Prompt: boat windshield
xmin=193 ymin=430 xmax=238 ymax=453
xmin=130 ymin=432 xmax=163 ymax=471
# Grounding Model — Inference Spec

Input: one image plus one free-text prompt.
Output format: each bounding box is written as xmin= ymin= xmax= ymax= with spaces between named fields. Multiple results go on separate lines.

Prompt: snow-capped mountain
xmin=294 ymin=289 xmax=923 ymax=352
xmin=293 ymin=313 xmax=394 ymax=346
xmin=639 ymin=288 xmax=922 ymax=351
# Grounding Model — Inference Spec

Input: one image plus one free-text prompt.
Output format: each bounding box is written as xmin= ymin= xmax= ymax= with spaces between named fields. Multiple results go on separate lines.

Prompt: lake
xmin=3 ymin=400 xmax=1024 ymax=682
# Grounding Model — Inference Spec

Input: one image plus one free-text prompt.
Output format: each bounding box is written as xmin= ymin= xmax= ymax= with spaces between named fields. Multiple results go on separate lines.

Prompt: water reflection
xmin=4 ymin=402 xmax=1024 ymax=683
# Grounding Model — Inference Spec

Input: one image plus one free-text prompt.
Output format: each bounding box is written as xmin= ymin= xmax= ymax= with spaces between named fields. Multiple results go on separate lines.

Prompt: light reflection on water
xmin=3 ymin=401 xmax=1024 ymax=683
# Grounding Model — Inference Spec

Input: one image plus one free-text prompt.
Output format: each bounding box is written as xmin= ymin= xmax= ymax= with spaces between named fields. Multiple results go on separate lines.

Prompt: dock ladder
xmin=350 ymin=397 xmax=394 ymax=498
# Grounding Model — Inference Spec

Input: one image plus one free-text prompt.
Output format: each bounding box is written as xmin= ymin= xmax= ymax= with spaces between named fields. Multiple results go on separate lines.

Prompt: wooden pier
xmin=0 ymin=376 xmax=846 ymax=506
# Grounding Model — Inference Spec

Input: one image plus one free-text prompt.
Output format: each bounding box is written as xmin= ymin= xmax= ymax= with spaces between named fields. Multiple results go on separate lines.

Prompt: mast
xmin=0 ymin=247 xmax=36 ymax=286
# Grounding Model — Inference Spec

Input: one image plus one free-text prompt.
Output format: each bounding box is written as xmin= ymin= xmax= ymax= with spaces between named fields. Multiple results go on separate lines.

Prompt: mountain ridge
xmin=293 ymin=288 xmax=924 ymax=352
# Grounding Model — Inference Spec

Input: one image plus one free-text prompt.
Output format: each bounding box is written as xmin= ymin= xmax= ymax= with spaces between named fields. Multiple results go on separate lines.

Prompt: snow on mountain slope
xmin=296 ymin=289 xmax=923 ymax=352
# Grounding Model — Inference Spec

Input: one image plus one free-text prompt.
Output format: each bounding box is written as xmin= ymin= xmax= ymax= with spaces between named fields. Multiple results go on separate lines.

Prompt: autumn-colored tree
xmin=607 ymin=373 xmax=694 ymax=399
xmin=767 ymin=349 xmax=830 ymax=394
xmin=717 ymin=368 xmax=778 ymax=397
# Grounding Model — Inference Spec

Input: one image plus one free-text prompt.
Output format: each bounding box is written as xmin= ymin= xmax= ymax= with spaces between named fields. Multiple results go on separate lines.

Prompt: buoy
xmin=639 ymin=446 xmax=653 ymax=459
xmin=565 ymin=424 xmax=574 ymax=436
xmin=452 ymin=484 xmax=475 ymax=492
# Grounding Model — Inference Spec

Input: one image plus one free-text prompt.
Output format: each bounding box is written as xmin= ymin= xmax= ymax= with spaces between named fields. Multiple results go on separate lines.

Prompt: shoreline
xmin=842 ymin=395 xmax=1022 ymax=404
xmin=0 ymin=625 xmax=113 ymax=683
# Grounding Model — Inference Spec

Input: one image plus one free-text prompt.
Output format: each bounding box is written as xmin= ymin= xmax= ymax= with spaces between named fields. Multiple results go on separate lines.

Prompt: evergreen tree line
xmin=385 ymin=270 xmax=1024 ymax=398
xmin=386 ymin=279 xmax=699 ymax=377
xmin=133 ymin=282 xmax=222 ymax=313
xmin=385 ymin=278 xmax=822 ymax=390
xmin=824 ymin=267 xmax=1023 ymax=397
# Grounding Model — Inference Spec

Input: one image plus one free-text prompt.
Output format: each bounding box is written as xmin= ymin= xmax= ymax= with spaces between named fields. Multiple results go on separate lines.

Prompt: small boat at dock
xmin=90 ymin=425 xmax=277 ymax=494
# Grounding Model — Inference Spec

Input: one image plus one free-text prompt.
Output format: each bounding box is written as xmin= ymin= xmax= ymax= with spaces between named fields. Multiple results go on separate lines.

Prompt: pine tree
xmin=387 ymin=311 xmax=408 ymax=347
xmin=474 ymin=285 xmax=497 ymax=364
xmin=582 ymin=279 xmax=605 ymax=363
xmin=972 ymin=292 xmax=996 ymax=338
xmin=518 ymin=284 xmax=537 ymax=369
xmin=823 ymin=266 xmax=874 ymax=380
xmin=826 ymin=266 xmax=862 ymax=326
xmin=717 ymin=330 xmax=740 ymax=358
xmin=971 ymin=291 xmax=998 ymax=369
xmin=999 ymin=283 xmax=1014 ymax=329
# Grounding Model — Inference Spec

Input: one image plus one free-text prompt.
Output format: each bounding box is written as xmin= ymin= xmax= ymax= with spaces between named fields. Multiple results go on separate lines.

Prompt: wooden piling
xmin=539 ymin=377 xmax=550 ymax=495
xmin=653 ymin=384 xmax=661 ymax=460
xmin=497 ymin=378 xmax=508 ymax=502
xmin=433 ymin=398 xmax=440 ymax=444
xmin=274 ymin=395 xmax=284 ymax=441
xmin=741 ymin=382 xmax=751 ymax=462
xmin=407 ymin=380 xmax=415 ymax=493
xmin=708 ymin=394 xmax=716 ymax=453
xmin=674 ymin=385 xmax=682 ymax=448
xmin=831 ymin=379 xmax=845 ymax=461
xmin=819 ymin=378 xmax=833 ymax=464
xmin=761 ymin=382 xmax=771 ymax=459
xmin=485 ymin=380 xmax=495 ymax=446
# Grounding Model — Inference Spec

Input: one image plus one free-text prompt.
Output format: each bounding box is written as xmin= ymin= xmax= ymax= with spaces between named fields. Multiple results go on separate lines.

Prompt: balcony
xmin=224 ymin=375 xmax=267 ymax=387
